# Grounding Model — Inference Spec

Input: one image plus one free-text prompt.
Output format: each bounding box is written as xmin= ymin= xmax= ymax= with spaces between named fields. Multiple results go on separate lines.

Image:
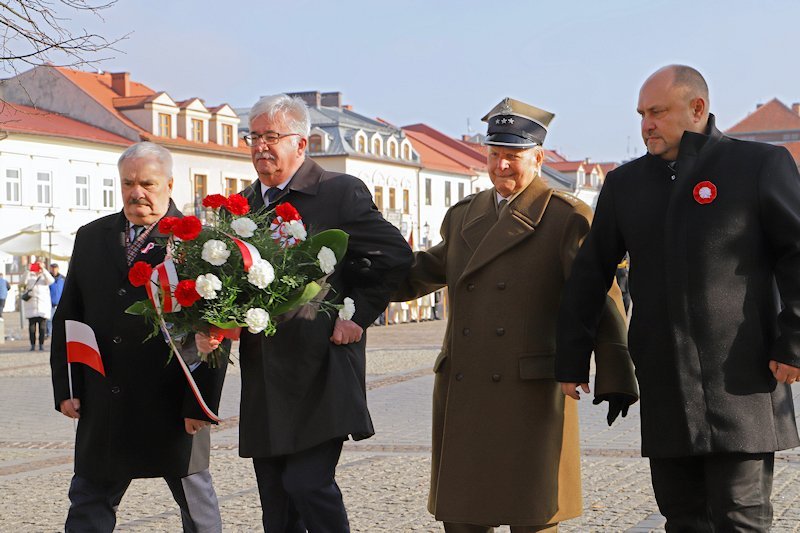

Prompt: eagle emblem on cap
xmin=499 ymin=99 xmax=513 ymax=115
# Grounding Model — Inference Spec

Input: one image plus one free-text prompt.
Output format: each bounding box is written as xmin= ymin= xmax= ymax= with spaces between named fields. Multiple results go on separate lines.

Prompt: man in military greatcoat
xmin=395 ymin=98 xmax=638 ymax=532
xmin=557 ymin=65 xmax=800 ymax=531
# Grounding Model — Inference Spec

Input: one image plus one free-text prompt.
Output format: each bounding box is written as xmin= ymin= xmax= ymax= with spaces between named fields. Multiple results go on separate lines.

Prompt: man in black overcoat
xmin=51 ymin=142 xmax=228 ymax=532
xmin=557 ymin=65 xmax=800 ymax=531
xmin=200 ymin=94 xmax=412 ymax=532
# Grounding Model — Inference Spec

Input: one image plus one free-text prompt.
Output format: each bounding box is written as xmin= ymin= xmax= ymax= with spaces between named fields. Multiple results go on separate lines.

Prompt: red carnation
xmin=128 ymin=261 xmax=153 ymax=287
xmin=158 ymin=216 xmax=180 ymax=234
xmin=275 ymin=202 xmax=301 ymax=221
xmin=202 ymin=194 xmax=228 ymax=209
xmin=174 ymin=279 xmax=201 ymax=307
xmin=173 ymin=216 xmax=202 ymax=241
xmin=225 ymin=194 xmax=250 ymax=216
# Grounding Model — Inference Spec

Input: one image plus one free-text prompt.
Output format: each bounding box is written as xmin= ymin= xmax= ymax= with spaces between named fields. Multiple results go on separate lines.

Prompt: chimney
xmin=321 ymin=92 xmax=342 ymax=108
xmin=287 ymin=91 xmax=321 ymax=108
xmin=111 ymin=72 xmax=130 ymax=97
xmin=756 ymin=103 xmax=763 ymax=109
xmin=342 ymin=104 xmax=352 ymax=111
xmin=793 ymin=103 xmax=800 ymax=116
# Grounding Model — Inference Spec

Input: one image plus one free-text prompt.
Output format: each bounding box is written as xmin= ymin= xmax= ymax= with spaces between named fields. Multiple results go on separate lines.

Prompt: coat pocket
xmin=433 ymin=350 xmax=448 ymax=373
xmin=518 ymin=353 xmax=555 ymax=380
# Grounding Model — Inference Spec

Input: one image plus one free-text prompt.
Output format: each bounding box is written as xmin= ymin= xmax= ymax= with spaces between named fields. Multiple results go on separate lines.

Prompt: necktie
xmin=497 ymin=198 xmax=508 ymax=214
xmin=126 ymin=224 xmax=154 ymax=265
xmin=265 ymin=187 xmax=281 ymax=205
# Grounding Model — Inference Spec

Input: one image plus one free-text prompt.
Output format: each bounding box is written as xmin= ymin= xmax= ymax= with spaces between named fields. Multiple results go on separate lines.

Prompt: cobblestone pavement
xmin=3 ymin=320 xmax=800 ymax=532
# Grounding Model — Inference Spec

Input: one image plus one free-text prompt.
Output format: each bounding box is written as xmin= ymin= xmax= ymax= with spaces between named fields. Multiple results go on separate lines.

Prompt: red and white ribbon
xmin=146 ymin=258 xmax=220 ymax=423
xmin=226 ymin=234 xmax=262 ymax=272
xmin=145 ymin=260 xmax=181 ymax=314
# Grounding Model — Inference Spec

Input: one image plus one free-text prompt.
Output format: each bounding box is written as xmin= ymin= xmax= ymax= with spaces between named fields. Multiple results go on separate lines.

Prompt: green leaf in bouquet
xmin=270 ymin=281 xmax=323 ymax=316
xmin=125 ymin=300 xmax=153 ymax=315
xmin=208 ymin=319 xmax=246 ymax=329
xmin=304 ymin=229 xmax=349 ymax=261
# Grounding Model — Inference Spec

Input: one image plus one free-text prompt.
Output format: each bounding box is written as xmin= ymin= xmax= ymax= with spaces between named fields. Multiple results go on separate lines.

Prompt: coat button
xmin=496 ymin=282 xmax=506 ymax=290
xmin=113 ymin=336 xmax=122 ymax=344
xmin=467 ymin=283 xmax=475 ymax=291
xmin=492 ymin=373 xmax=502 ymax=382
xmin=496 ymin=327 xmax=505 ymax=336
xmin=455 ymin=373 xmax=464 ymax=381
xmin=117 ymin=288 xmax=127 ymax=296
xmin=462 ymin=328 xmax=470 ymax=336
xmin=110 ymin=386 xmax=121 ymax=394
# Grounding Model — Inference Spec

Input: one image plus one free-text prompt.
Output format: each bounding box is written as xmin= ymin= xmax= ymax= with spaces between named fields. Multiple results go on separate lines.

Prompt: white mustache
xmin=128 ymin=198 xmax=151 ymax=206
xmin=255 ymin=153 xmax=274 ymax=161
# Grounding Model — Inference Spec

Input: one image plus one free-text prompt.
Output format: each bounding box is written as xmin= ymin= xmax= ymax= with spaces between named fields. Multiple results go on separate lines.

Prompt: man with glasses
xmin=203 ymin=94 xmax=412 ymax=532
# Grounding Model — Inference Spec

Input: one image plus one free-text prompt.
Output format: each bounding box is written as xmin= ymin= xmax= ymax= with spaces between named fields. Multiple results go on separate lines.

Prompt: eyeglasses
xmin=242 ymin=132 xmax=301 ymax=147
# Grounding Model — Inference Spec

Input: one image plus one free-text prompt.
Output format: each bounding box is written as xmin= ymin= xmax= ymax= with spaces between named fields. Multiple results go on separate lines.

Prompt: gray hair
xmin=249 ymin=94 xmax=311 ymax=140
xmin=117 ymin=142 xmax=173 ymax=179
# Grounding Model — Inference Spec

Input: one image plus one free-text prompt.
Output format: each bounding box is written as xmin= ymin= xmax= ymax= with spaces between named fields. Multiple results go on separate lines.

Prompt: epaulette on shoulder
xmin=452 ymin=193 xmax=477 ymax=209
xmin=551 ymin=189 xmax=581 ymax=206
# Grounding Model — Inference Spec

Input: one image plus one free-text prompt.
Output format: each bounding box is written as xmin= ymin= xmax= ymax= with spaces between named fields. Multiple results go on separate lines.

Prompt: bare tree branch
xmin=0 ymin=0 xmax=126 ymax=75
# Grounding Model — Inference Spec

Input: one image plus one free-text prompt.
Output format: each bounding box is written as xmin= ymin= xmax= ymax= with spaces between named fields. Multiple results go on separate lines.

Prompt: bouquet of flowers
xmin=125 ymin=193 xmax=350 ymax=364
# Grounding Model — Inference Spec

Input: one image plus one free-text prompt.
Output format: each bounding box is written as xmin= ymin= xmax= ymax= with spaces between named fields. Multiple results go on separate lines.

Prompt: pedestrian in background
xmin=46 ymin=262 xmax=65 ymax=338
xmin=557 ymin=65 xmax=800 ymax=531
xmin=0 ymin=272 xmax=9 ymax=318
xmin=394 ymin=97 xmax=638 ymax=532
xmin=23 ymin=260 xmax=53 ymax=351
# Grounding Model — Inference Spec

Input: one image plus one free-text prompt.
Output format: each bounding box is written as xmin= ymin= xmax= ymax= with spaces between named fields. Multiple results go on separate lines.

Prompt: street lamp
xmin=423 ymin=222 xmax=430 ymax=249
xmin=44 ymin=208 xmax=55 ymax=265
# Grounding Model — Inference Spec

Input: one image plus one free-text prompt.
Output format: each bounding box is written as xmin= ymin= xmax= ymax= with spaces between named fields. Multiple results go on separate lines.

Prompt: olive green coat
xmin=396 ymin=178 xmax=637 ymax=526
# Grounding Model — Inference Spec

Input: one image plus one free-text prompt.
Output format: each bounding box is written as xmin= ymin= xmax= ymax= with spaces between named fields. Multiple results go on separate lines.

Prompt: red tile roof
xmin=0 ymin=102 xmax=132 ymax=146
xmin=726 ymin=98 xmax=800 ymax=134
xmin=54 ymin=67 xmax=248 ymax=156
xmin=548 ymin=161 xmax=586 ymax=172
xmin=404 ymin=124 xmax=487 ymax=169
xmin=404 ymin=130 xmax=475 ymax=175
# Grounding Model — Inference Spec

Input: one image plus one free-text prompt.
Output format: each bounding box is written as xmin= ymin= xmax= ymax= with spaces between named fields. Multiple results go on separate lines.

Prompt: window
xmin=102 ymin=178 xmax=115 ymax=209
xmin=159 ymin=113 xmax=172 ymax=137
xmin=194 ymin=174 xmax=207 ymax=206
xmin=458 ymin=182 xmax=465 ymax=201
xmin=403 ymin=189 xmax=409 ymax=214
xmin=225 ymin=178 xmax=238 ymax=197
xmin=389 ymin=143 xmax=397 ymax=158
xmin=357 ymin=136 xmax=366 ymax=153
xmin=403 ymin=144 xmax=411 ymax=159
xmin=425 ymin=178 xmax=431 ymax=206
xmin=5 ymin=169 xmax=20 ymax=203
xmin=192 ymin=118 xmax=204 ymax=142
xmin=309 ymin=134 xmax=322 ymax=153
xmin=75 ymin=176 xmax=89 ymax=208
xmin=36 ymin=172 xmax=52 ymax=205
xmin=445 ymin=182 xmax=451 ymax=207
xmin=577 ymin=169 xmax=586 ymax=186
xmin=222 ymin=124 xmax=234 ymax=146
xmin=240 ymin=179 xmax=251 ymax=193
xmin=373 ymin=138 xmax=381 ymax=155
xmin=389 ymin=188 xmax=396 ymax=210
xmin=374 ymin=186 xmax=384 ymax=209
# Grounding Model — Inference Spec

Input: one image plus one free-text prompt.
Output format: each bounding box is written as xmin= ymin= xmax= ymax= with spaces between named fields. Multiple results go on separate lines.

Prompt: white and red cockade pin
xmin=693 ymin=181 xmax=717 ymax=204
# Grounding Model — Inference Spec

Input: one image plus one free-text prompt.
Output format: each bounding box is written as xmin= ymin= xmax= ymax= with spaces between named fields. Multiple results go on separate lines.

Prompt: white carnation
xmin=201 ymin=239 xmax=230 ymax=266
xmin=285 ymin=220 xmax=307 ymax=241
xmin=231 ymin=217 xmax=258 ymax=238
xmin=247 ymin=259 xmax=275 ymax=289
xmin=338 ymin=297 xmax=355 ymax=321
xmin=195 ymin=273 xmax=222 ymax=300
xmin=317 ymin=246 xmax=337 ymax=274
xmin=244 ymin=307 xmax=270 ymax=334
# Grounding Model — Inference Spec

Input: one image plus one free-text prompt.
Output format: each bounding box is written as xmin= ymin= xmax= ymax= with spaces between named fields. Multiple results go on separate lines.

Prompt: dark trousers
xmin=0 ymin=297 xmax=5 ymax=317
xmin=28 ymin=316 xmax=46 ymax=346
xmin=252 ymin=439 xmax=350 ymax=533
xmin=649 ymin=452 xmax=774 ymax=532
xmin=443 ymin=522 xmax=558 ymax=532
xmin=65 ymin=470 xmax=221 ymax=532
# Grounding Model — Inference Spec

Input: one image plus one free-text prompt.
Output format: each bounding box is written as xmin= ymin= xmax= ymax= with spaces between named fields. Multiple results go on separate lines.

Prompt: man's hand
xmin=593 ymin=394 xmax=633 ymax=426
xmin=769 ymin=360 xmax=800 ymax=384
xmin=195 ymin=332 xmax=220 ymax=353
xmin=561 ymin=382 xmax=590 ymax=400
xmin=60 ymin=398 xmax=81 ymax=419
xmin=330 ymin=319 xmax=363 ymax=345
xmin=184 ymin=418 xmax=209 ymax=435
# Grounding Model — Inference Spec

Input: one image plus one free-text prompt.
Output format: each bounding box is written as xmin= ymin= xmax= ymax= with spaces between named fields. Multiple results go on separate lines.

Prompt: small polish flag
xmin=65 ymin=320 xmax=106 ymax=376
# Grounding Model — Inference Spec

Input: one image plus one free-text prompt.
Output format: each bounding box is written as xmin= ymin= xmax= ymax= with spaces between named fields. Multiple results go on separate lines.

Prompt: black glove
xmin=593 ymin=394 xmax=633 ymax=426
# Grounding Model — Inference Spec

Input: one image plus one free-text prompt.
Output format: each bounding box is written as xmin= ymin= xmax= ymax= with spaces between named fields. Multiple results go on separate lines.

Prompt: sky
xmin=43 ymin=0 xmax=800 ymax=162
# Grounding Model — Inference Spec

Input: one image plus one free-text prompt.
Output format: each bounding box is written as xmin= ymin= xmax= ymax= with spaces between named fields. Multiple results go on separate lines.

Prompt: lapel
xmin=243 ymin=179 xmax=266 ymax=212
xmin=459 ymin=178 xmax=552 ymax=281
xmin=104 ymin=210 xmax=131 ymax=277
xmin=243 ymin=158 xmax=323 ymax=212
